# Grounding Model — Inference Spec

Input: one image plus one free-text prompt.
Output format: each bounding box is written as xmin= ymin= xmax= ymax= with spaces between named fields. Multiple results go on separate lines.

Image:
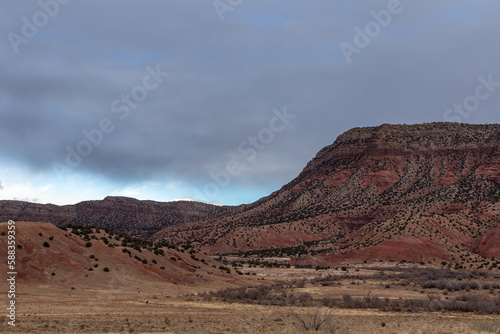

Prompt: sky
xmin=1 ymin=0 xmax=500 ymax=206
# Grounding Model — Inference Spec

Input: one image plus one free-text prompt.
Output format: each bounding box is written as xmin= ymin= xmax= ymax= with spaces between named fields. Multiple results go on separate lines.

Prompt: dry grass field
xmin=4 ymin=266 xmax=500 ymax=334
xmin=4 ymin=286 xmax=500 ymax=333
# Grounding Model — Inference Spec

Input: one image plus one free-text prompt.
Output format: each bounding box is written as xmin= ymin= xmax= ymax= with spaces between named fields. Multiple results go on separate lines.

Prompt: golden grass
xmin=7 ymin=283 xmax=500 ymax=333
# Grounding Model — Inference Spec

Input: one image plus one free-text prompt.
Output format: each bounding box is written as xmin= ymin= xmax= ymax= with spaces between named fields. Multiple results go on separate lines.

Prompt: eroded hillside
xmin=156 ymin=123 xmax=500 ymax=266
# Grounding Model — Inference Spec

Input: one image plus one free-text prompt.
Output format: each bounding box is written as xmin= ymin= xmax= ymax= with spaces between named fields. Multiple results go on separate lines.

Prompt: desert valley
xmin=2 ymin=123 xmax=500 ymax=333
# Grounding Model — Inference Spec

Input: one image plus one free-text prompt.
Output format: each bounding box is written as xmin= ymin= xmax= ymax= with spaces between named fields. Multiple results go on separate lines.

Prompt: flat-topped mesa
xmin=145 ymin=122 xmax=500 ymax=261
xmin=309 ymin=122 xmax=500 ymax=166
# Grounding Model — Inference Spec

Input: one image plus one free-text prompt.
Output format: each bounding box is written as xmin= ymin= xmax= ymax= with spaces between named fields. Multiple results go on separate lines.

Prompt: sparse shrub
xmin=292 ymin=308 xmax=334 ymax=332
xmin=293 ymin=279 xmax=306 ymax=288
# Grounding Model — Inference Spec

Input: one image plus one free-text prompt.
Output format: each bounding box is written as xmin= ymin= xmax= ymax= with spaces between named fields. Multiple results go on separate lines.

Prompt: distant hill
xmin=155 ymin=123 xmax=500 ymax=267
xmin=0 ymin=197 xmax=233 ymax=237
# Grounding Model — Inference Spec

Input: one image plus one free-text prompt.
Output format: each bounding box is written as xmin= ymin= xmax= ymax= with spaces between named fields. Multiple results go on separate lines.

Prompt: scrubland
xmin=7 ymin=264 xmax=500 ymax=334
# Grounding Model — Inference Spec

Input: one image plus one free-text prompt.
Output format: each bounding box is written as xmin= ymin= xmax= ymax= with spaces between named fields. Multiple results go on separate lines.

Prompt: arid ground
xmin=4 ymin=264 xmax=500 ymax=334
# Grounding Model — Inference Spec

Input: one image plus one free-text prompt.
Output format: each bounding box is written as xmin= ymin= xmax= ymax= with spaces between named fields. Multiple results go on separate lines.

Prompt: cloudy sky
xmin=1 ymin=0 xmax=499 ymax=206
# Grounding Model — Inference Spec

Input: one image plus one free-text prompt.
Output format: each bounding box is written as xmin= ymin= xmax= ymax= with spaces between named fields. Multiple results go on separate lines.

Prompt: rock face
xmin=0 ymin=197 xmax=232 ymax=237
xmin=156 ymin=123 xmax=500 ymax=265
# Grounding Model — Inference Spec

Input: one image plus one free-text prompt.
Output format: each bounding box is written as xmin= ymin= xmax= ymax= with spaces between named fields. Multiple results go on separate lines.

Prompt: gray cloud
xmin=1 ymin=1 xmax=500 ymax=200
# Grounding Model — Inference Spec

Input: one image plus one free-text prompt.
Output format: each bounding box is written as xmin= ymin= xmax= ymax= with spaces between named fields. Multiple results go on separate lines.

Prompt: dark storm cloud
xmin=1 ymin=0 xmax=500 ymax=192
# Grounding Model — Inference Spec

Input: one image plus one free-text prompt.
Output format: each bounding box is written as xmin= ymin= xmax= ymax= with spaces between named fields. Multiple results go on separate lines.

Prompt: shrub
xmin=292 ymin=308 xmax=333 ymax=332
xmin=293 ymin=279 xmax=306 ymax=288
xmin=85 ymin=242 xmax=92 ymax=248
xmin=43 ymin=242 xmax=50 ymax=248
xmin=103 ymin=267 xmax=110 ymax=272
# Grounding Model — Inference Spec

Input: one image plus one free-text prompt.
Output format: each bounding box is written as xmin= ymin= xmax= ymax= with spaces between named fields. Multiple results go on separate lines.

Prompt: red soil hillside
xmin=0 ymin=221 xmax=243 ymax=293
xmin=156 ymin=123 xmax=500 ymax=267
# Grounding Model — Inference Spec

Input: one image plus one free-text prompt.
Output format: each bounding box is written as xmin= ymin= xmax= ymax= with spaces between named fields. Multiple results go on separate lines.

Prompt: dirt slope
xmin=0 ymin=221 xmax=244 ymax=293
